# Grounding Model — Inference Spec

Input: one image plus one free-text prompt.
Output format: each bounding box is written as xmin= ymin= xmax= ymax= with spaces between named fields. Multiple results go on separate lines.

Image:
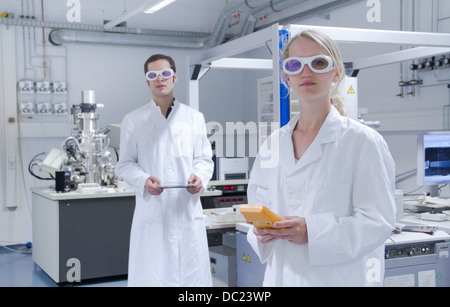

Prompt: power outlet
xmin=20 ymin=102 xmax=35 ymax=115
xmin=36 ymin=81 xmax=51 ymax=94
xmin=36 ymin=102 xmax=52 ymax=115
xmin=18 ymin=80 xmax=35 ymax=93
xmin=53 ymin=102 xmax=68 ymax=115
xmin=53 ymin=81 xmax=67 ymax=94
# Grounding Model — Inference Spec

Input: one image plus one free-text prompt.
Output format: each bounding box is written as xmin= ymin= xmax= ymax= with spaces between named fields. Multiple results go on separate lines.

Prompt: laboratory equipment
xmin=385 ymin=230 xmax=450 ymax=287
xmin=54 ymin=170 xmax=71 ymax=193
xmin=217 ymin=157 xmax=249 ymax=180
xmin=395 ymin=189 xmax=404 ymax=221
xmin=201 ymin=179 xmax=248 ymax=209
xmin=32 ymin=187 xmax=135 ymax=284
xmin=203 ymin=180 xmax=248 ymax=246
xmin=403 ymin=194 xmax=450 ymax=214
xmin=158 ymin=183 xmax=194 ymax=189
xmin=209 ymin=233 xmax=237 ymax=287
xmin=204 ymin=206 xmax=245 ymax=225
xmin=76 ymin=183 xmax=102 ymax=193
xmin=235 ymin=223 xmax=450 ymax=287
xmin=417 ymin=131 xmax=450 ymax=196
xmin=107 ymin=124 xmax=121 ymax=149
xmin=38 ymin=90 xmax=117 ymax=191
xmin=235 ymin=224 xmax=266 ymax=287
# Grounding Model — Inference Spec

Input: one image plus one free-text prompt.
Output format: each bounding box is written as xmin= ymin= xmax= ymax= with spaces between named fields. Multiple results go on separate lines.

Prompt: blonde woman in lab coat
xmin=116 ymin=54 xmax=214 ymax=287
xmin=247 ymin=30 xmax=397 ymax=286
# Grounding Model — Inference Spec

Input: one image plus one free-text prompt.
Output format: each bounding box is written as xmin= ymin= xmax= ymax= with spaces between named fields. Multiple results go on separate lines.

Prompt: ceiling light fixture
xmin=144 ymin=0 xmax=176 ymax=14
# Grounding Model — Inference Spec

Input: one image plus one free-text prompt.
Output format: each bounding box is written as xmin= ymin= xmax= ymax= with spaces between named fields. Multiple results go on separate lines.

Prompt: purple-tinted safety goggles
xmin=283 ymin=55 xmax=334 ymax=75
xmin=146 ymin=69 xmax=174 ymax=81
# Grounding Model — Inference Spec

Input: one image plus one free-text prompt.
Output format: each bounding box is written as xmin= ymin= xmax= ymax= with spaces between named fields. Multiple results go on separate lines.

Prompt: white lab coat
xmin=247 ymin=106 xmax=396 ymax=287
xmin=116 ymin=99 xmax=214 ymax=287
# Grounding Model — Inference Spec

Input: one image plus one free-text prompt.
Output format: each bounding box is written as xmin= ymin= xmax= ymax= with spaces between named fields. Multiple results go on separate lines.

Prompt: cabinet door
xmin=236 ymin=232 xmax=266 ymax=287
xmin=58 ymin=197 xmax=135 ymax=282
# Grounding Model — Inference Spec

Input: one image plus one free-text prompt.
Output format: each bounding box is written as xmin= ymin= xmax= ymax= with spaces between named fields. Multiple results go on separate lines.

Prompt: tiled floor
xmin=0 ymin=245 xmax=127 ymax=287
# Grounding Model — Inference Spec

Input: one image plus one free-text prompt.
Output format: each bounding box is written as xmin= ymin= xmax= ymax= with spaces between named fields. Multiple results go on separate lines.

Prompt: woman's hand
xmin=253 ymin=226 xmax=280 ymax=244
xmin=253 ymin=216 xmax=308 ymax=245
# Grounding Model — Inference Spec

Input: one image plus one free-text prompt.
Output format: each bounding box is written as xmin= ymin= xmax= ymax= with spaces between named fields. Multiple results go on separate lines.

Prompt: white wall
xmin=64 ymin=43 xmax=190 ymax=128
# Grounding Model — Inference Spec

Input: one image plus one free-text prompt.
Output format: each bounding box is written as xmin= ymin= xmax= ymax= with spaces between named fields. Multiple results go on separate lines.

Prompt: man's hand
xmin=145 ymin=176 xmax=163 ymax=195
xmin=187 ymin=174 xmax=202 ymax=194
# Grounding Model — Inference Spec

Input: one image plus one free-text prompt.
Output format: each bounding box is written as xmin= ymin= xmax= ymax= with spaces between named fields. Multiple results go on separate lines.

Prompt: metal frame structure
xmin=187 ymin=23 xmax=450 ymax=124
xmin=187 ymin=25 xmax=279 ymax=112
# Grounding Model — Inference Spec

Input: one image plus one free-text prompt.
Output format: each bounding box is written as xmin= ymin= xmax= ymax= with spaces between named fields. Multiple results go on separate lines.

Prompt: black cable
xmin=28 ymin=152 xmax=54 ymax=180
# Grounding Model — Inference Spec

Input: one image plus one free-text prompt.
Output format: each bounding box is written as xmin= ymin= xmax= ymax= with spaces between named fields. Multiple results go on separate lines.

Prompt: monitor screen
xmin=419 ymin=132 xmax=450 ymax=185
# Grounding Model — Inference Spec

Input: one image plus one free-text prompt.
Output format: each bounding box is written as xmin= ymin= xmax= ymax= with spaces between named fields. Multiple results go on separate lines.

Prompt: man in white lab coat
xmin=116 ymin=54 xmax=214 ymax=287
xmin=247 ymin=30 xmax=396 ymax=286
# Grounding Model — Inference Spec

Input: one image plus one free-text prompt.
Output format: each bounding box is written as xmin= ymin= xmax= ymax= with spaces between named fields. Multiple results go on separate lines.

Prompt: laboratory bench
xmin=31 ymin=187 xmax=135 ymax=284
xmin=399 ymin=213 xmax=450 ymax=234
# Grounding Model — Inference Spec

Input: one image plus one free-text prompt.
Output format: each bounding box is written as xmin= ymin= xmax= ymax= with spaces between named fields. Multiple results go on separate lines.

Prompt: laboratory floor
xmin=0 ymin=245 xmax=127 ymax=287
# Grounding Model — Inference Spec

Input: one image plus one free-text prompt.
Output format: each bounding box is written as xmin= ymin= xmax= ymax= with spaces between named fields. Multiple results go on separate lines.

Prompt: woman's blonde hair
xmin=282 ymin=30 xmax=347 ymax=116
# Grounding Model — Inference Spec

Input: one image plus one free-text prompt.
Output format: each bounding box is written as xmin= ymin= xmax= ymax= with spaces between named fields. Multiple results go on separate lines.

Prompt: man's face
xmin=146 ymin=59 xmax=177 ymax=98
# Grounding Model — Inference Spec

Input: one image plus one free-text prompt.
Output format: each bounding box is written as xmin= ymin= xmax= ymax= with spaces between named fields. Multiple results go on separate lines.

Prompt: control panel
xmin=202 ymin=182 xmax=248 ymax=209
xmin=214 ymin=184 xmax=247 ymax=194
xmin=209 ymin=195 xmax=247 ymax=208
xmin=385 ymin=242 xmax=435 ymax=259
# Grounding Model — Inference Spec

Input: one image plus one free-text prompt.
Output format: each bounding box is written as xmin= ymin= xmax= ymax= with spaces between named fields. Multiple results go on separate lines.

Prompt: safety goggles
xmin=283 ymin=55 xmax=335 ymax=75
xmin=146 ymin=69 xmax=174 ymax=81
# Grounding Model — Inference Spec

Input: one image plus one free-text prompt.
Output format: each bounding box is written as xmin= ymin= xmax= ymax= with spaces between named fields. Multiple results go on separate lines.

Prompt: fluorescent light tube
xmin=144 ymin=0 xmax=176 ymax=14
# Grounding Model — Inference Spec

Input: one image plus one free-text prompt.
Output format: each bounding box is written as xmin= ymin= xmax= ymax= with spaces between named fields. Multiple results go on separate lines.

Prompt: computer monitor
xmin=417 ymin=131 xmax=450 ymax=193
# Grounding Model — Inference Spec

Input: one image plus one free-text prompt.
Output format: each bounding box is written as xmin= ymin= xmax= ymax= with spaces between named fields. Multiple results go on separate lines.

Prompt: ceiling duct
xmin=48 ymin=0 xmax=363 ymax=48
xmin=49 ymin=0 xmax=286 ymax=48
xmin=49 ymin=29 xmax=209 ymax=49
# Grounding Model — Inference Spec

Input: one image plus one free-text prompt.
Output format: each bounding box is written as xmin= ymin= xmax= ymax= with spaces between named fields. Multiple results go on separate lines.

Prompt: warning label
xmin=242 ymin=253 xmax=251 ymax=262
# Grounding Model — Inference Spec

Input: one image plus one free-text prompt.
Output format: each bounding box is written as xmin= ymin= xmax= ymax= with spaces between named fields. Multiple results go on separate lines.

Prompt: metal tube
xmin=49 ymin=29 xmax=207 ymax=49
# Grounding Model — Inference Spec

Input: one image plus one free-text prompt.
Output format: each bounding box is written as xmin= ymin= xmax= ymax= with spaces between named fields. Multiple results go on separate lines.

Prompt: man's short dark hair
xmin=144 ymin=54 xmax=176 ymax=74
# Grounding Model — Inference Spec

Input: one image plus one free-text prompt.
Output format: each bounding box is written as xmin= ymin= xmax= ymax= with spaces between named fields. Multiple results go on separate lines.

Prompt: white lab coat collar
xmin=279 ymin=106 xmax=345 ymax=174
xmin=149 ymin=98 xmax=179 ymax=114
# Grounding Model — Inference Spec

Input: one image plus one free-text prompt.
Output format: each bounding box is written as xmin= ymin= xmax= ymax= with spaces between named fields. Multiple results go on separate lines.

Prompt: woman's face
xmin=285 ymin=36 xmax=338 ymax=103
